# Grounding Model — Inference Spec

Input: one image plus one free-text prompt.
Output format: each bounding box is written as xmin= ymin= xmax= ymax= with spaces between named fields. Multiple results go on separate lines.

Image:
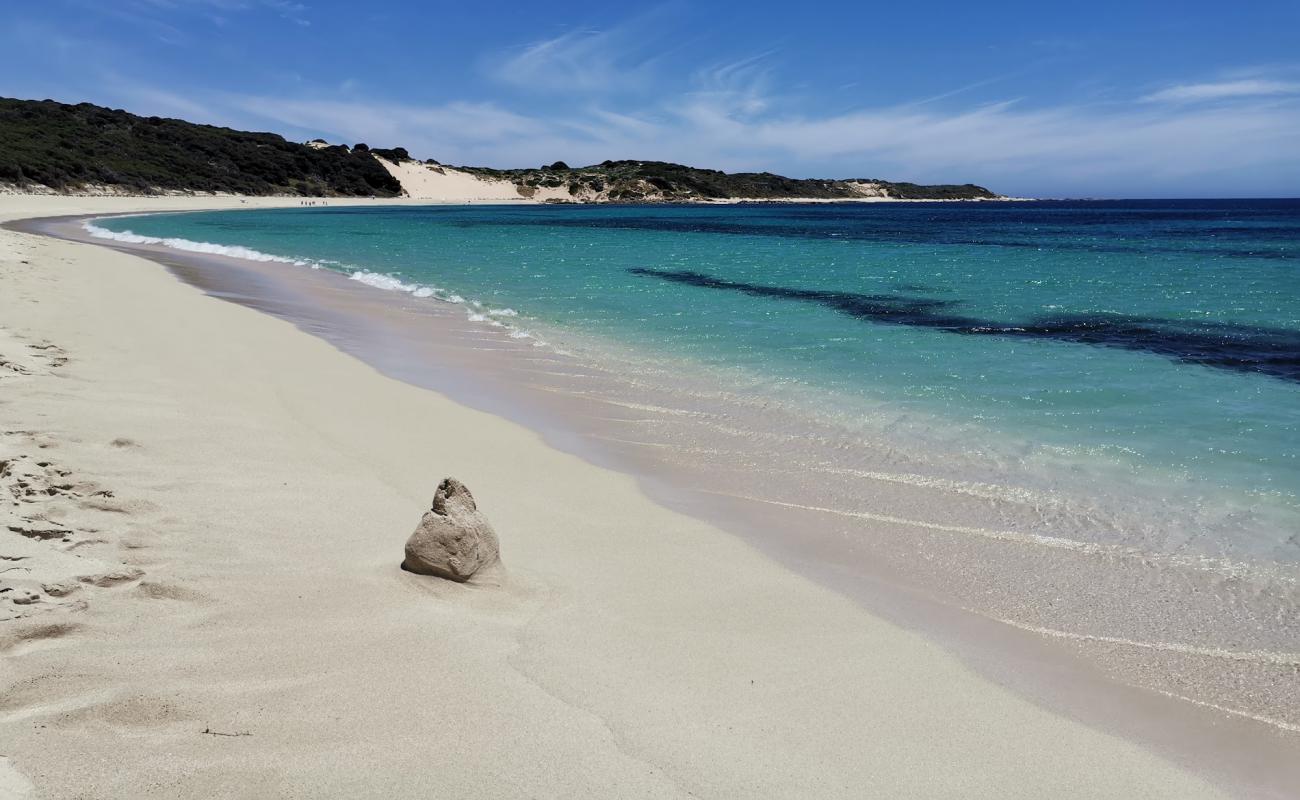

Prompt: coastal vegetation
xmin=461 ymin=159 xmax=999 ymax=202
xmin=0 ymin=98 xmax=402 ymax=196
xmin=0 ymin=96 xmax=998 ymax=201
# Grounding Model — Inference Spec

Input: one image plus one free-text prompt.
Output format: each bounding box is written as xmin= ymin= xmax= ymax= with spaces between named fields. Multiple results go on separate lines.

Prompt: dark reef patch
xmin=629 ymin=268 xmax=1300 ymax=383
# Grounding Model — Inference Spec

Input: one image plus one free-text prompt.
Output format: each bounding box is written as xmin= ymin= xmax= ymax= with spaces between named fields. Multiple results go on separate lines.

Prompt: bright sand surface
xmin=373 ymin=158 xmax=528 ymax=202
xmin=0 ymin=196 xmax=1236 ymax=798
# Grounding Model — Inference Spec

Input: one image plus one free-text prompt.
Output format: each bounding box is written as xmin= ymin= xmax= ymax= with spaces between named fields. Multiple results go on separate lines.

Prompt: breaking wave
xmin=84 ymin=222 xmax=312 ymax=266
xmin=84 ymin=220 xmax=533 ymax=339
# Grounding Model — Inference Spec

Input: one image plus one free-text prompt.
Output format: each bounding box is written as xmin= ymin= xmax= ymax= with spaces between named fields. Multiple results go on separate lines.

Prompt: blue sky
xmin=3 ymin=0 xmax=1299 ymax=197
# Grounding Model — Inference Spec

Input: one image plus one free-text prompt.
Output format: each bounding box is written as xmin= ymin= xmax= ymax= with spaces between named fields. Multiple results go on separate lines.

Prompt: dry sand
xmin=374 ymin=158 xmax=528 ymax=202
xmin=0 ymin=196 xmax=1231 ymax=798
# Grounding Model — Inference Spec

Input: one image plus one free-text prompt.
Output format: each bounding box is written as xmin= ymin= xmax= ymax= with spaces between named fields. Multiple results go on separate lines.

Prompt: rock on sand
xmin=402 ymin=478 xmax=500 ymax=581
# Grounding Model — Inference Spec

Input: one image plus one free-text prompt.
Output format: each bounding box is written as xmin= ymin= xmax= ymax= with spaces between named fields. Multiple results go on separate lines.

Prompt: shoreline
xmin=0 ymin=196 xmax=1292 ymax=797
xmin=67 ymin=209 xmax=1300 ymax=760
xmin=63 ymin=204 xmax=1300 ymax=737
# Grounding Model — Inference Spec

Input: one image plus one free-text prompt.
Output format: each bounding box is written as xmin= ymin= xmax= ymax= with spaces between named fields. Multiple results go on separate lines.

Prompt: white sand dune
xmin=374 ymin=157 xmax=526 ymax=202
xmin=0 ymin=196 xmax=1229 ymax=798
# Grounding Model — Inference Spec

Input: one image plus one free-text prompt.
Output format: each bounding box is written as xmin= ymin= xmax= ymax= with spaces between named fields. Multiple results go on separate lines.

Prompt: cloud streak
xmin=1142 ymin=79 xmax=1300 ymax=103
xmin=488 ymin=10 xmax=679 ymax=94
xmin=204 ymin=78 xmax=1298 ymax=197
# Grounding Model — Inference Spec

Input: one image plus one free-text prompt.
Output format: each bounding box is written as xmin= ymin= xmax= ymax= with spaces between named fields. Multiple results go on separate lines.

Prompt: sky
xmin=2 ymin=0 xmax=1299 ymax=198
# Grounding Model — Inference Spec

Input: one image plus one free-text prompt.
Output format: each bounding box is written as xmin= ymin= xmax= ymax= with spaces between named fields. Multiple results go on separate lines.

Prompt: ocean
xmin=89 ymin=200 xmax=1300 ymax=560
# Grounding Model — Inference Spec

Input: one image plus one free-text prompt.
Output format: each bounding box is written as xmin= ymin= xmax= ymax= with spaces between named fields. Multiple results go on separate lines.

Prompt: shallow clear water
xmin=95 ymin=200 xmax=1300 ymax=564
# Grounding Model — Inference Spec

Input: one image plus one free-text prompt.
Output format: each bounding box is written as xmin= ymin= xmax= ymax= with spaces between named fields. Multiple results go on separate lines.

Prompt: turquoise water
xmin=92 ymin=201 xmax=1300 ymax=562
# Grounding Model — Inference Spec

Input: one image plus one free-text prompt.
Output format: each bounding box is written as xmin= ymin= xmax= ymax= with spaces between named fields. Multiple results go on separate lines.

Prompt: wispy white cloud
xmin=223 ymin=95 xmax=583 ymax=167
xmin=488 ymin=8 xmax=681 ymax=93
xmin=197 ymin=80 xmax=1299 ymax=196
xmin=685 ymin=52 xmax=777 ymax=117
xmin=907 ymin=70 xmax=1026 ymax=108
xmin=1141 ymin=78 xmax=1300 ymax=103
xmin=740 ymin=99 xmax=1300 ymax=187
xmin=63 ymin=60 xmax=1300 ymax=196
xmin=107 ymin=81 xmax=222 ymax=123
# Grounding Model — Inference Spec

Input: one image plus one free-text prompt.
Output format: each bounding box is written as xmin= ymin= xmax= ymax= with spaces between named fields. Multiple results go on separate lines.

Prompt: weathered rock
xmin=402 ymin=478 xmax=500 ymax=582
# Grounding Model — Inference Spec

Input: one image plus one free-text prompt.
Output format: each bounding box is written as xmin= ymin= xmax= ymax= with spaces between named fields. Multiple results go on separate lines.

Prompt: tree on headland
xmin=371 ymin=146 xmax=411 ymax=162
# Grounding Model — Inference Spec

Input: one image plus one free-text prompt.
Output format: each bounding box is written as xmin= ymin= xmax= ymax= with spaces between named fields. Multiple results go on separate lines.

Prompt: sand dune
xmin=374 ymin=157 xmax=526 ymax=202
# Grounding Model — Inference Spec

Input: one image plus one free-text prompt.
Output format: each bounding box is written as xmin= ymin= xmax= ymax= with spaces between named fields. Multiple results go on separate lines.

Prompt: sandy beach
xmin=0 ymin=195 xmax=1267 ymax=798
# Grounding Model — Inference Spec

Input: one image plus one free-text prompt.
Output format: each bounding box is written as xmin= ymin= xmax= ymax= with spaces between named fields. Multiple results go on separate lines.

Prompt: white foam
xmin=701 ymin=488 xmax=1286 ymax=584
xmin=346 ymin=269 xmax=506 ymax=328
xmin=86 ymin=221 xmax=548 ymax=349
xmin=702 ymin=489 xmax=1121 ymax=556
xmin=349 ymin=270 xmax=420 ymax=293
xmin=83 ymin=222 xmax=305 ymax=265
xmin=985 ymin=615 xmax=1300 ymax=667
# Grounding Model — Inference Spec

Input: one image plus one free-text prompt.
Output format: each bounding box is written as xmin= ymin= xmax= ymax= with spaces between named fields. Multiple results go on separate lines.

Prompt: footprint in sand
xmin=41 ymin=581 xmax=80 ymax=598
xmin=133 ymin=581 xmax=209 ymax=603
xmin=1 ymin=431 xmax=55 ymax=450
xmin=0 ymin=359 xmax=31 ymax=376
xmin=3 ymin=452 xmax=131 ymax=515
xmin=59 ymin=692 xmax=186 ymax=730
xmin=77 ymin=568 xmax=145 ymax=588
xmin=8 ymin=590 xmax=40 ymax=606
xmin=0 ymin=333 xmax=67 ymax=375
xmin=63 ymin=538 xmax=110 ymax=551
xmin=0 ymin=388 xmax=163 ymax=625
xmin=0 ymin=621 xmax=81 ymax=654
xmin=26 ymin=342 xmax=68 ymax=369
xmin=6 ymin=523 xmax=71 ymax=542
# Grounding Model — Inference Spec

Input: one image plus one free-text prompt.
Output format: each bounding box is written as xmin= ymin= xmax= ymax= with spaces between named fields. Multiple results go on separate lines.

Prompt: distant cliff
xmin=0 ymin=97 xmax=1000 ymax=201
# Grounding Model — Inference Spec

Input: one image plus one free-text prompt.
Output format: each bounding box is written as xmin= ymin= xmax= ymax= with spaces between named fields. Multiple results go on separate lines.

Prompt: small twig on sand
xmin=0 ymin=566 xmax=32 ymax=574
xmin=201 ymin=727 xmax=252 ymax=737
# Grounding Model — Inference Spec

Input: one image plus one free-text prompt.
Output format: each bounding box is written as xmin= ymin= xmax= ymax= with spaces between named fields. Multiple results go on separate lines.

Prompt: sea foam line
xmin=985 ymin=615 xmax=1300 ymax=667
xmin=576 ymin=396 xmax=723 ymax=419
xmin=970 ymin=612 xmax=1300 ymax=733
xmin=703 ymin=490 xmax=1294 ymax=584
xmin=344 ymin=273 xmax=537 ymax=340
xmin=1145 ymin=688 xmax=1300 ymax=734
xmin=801 ymin=464 xmax=1052 ymax=507
xmin=84 ymin=222 xmax=312 ymax=266
xmin=701 ymin=490 xmax=1114 ymax=555
xmin=84 ymin=221 xmax=539 ymax=341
